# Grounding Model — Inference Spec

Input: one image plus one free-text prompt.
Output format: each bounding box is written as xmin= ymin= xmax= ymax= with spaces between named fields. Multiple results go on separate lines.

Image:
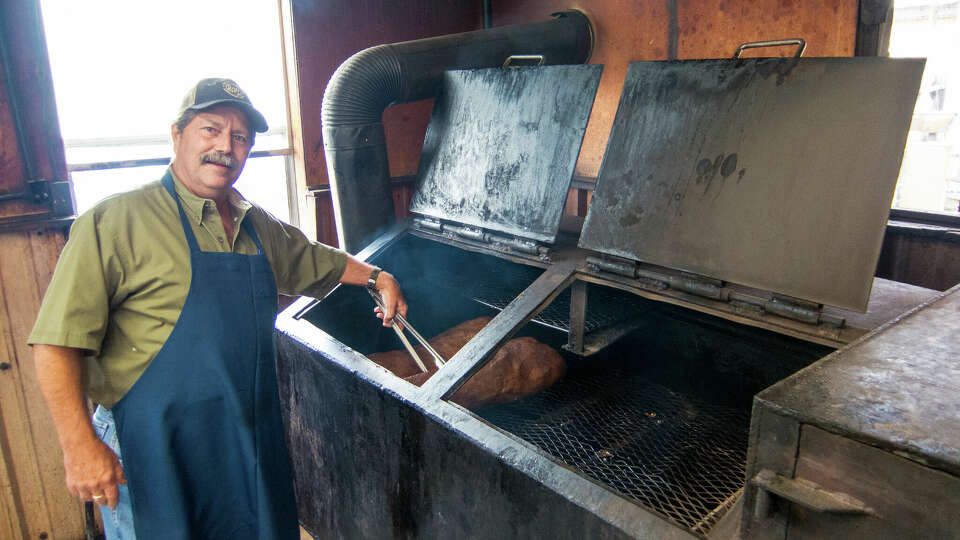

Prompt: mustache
xmin=200 ymin=152 xmax=238 ymax=170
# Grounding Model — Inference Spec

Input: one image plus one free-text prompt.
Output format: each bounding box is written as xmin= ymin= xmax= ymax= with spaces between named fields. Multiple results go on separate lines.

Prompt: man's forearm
xmin=339 ymin=255 xmax=378 ymax=287
xmin=33 ymin=345 xmax=98 ymax=449
xmin=34 ymin=344 xmax=126 ymax=506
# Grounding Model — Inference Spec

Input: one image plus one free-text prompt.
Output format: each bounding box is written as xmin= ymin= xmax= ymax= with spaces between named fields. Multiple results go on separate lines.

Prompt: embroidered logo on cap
xmin=222 ymin=80 xmax=245 ymax=99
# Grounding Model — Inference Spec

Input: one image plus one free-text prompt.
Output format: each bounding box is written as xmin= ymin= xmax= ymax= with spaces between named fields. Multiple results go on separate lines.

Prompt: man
xmin=29 ymin=78 xmax=406 ymax=539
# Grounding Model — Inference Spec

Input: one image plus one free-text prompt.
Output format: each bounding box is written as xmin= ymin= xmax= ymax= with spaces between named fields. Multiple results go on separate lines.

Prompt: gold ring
xmin=92 ymin=495 xmax=105 ymax=500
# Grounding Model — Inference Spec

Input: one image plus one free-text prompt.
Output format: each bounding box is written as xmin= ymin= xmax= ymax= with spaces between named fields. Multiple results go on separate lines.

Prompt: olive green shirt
xmin=28 ymin=170 xmax=348 ymax=406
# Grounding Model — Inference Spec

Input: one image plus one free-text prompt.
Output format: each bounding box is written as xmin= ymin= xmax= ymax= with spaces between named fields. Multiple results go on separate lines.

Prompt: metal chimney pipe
xmin=321 ymin=10 xmax=594 ymax=252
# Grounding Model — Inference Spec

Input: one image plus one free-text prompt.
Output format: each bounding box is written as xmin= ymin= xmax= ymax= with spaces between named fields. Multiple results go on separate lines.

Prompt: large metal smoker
xmin=276 ymin=47 xmax=959 ymax=539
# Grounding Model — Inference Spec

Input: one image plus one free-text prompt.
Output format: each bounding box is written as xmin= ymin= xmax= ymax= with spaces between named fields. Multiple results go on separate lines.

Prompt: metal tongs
xmin=368 ymin=289 xmax=445 ymax=373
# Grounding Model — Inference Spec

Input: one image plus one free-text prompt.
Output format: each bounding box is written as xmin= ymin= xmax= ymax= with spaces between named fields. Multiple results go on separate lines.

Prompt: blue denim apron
xmin=110 ymin=172 xmax=297 ymax=539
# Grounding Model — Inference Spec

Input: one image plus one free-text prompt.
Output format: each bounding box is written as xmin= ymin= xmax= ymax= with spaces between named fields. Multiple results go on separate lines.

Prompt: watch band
xmin=367 ymin=267 xmax=382 ymax=289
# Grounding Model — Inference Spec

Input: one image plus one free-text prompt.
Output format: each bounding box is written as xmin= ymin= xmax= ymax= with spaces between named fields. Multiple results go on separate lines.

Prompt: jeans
xmin=91 ymin=406 xmax=137 ymax=540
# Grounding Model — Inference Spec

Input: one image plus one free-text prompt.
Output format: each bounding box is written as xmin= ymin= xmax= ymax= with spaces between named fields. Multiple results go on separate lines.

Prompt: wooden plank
xmin=390 ymin=178 xmax=414 ymax=222
xmin=24 ymin=228 xmax=84 ymax=537
xmin=278 ymin=0 xmax=315 ymax=243
xmin=0 ymin=229 xmax=85 ymax=539
xmin=0 ymin=436 xmax=23 ymax=538
xmin=310 ymin=190 xmax=339 ymax=248
xmin=0 ymin=0 xmax=70 ymax=224
xmin=0 ymin=0 xmax=68 ymax=186
xmin=0 ymin=231 xmax=52 ymax=538
xmin=678 ymin=0 xmax=857 ymax=60
xmin=876 ymin=226 xmax=960 ymax=291
xmin=0 ymin=53 xmax=27 ymax=196
xmin=383 ymin=100 xmax=434 ymax=179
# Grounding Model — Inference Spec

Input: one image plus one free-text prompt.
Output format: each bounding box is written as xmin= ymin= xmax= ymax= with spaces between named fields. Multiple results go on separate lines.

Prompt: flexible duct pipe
xmin=321 ymin=10 xmax=594 ymax=252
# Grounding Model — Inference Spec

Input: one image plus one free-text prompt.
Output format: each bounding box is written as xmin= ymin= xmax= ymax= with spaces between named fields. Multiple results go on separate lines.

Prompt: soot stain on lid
xmin=720 ymin=153 xmax=738 ymax=178
xmin=484 ymin=162 xmax=521 ymax=196
xmin=619 ymin=205 xmax=644 ymax=227
xmin=693 ymin=152 xmax=740 ymax=197
xmin=755 ymin=57 xmax=801 ymax=86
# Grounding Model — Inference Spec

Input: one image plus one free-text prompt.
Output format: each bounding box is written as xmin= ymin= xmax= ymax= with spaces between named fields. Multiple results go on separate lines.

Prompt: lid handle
xmin=503 ymin=54 xmax=545 ymax=67
xmin=733 ymin=38 xmax=806 ymax=59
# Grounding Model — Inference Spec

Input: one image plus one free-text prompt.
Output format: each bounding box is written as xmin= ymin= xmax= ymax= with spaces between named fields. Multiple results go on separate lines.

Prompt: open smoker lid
xmin=411 ymin=64 xmax=603 ymax=244
xmin=579 ymin=57 xmax=924 ymax=312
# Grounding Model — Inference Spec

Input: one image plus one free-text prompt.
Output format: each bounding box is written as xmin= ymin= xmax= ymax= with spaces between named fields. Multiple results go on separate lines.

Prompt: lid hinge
xmin=414 ymin=217 xmax=550 ymax=261
xmin=586 ymin=256 xmax=845 ymax=328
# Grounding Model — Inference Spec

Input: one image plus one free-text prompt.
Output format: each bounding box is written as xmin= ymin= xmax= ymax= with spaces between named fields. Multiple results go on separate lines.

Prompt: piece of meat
xmin=367 ymin=317 xmax=491 ymax=377
xmin=404 ymin=336 xmax=565 ymax=409
xmin=367 ymin=317 xmax=566 ymax=409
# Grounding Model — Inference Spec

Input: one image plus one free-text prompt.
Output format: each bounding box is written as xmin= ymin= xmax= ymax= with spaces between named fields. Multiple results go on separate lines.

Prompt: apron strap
xmin=240 ymin=217 xmax=265 ymax=254
xmin=161 ymin=171 xmax=201 ymax=254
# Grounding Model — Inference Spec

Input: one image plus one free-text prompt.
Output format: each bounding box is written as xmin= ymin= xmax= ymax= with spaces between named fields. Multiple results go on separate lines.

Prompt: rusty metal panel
xmin=579 ymin=57 xmax=924 ymax=311
xmin=411 ymin=65 xmax=602 ymax=244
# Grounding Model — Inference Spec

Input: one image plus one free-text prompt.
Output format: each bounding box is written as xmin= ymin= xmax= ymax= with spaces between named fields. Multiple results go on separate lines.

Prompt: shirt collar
xmin=168 ymin=168 xmax=253 ymax=226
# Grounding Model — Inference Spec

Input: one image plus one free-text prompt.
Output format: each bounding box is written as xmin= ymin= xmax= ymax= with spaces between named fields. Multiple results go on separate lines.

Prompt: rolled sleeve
xmin=28 ymin=211 xmax=114 ymax=354
xmin=253 ymin=209 xmax=348 ymax=298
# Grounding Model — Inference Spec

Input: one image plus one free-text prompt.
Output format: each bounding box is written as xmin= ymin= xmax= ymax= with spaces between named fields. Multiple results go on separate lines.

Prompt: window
xmin=889 ymin=0 xmax=960 ymax=214
xmin=39 ymin=0 xmax=296 ymax=223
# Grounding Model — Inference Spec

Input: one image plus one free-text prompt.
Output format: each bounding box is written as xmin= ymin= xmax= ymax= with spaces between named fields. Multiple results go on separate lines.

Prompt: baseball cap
xmin=176 ymin=78 xmax=268 ymax=133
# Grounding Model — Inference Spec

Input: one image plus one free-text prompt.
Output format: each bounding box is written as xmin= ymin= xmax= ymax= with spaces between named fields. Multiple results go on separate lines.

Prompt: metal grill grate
xmin=479 ymin=365 xmax=749 ymax=535
xmin=466 ymin=264 xmax=649 ymax=333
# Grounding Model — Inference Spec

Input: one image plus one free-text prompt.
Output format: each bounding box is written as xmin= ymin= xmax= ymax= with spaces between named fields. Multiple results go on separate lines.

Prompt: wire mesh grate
xmin=465 ymin=262 xmax=650 ymax=333
xmin=478 ymin=366 xmax=750 ymax=535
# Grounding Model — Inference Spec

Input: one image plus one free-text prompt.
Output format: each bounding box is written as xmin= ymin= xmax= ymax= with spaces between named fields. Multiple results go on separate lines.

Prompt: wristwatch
xmin=367 ymin=267 xmax=382 ymax=290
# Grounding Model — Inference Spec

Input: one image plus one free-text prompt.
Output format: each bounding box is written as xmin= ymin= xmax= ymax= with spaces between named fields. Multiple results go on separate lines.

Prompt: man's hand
xmin=63 ymin=434 xmax=127 ymax=509
xmin=371 ymin=270 xmax=407 ymax=327
xmin=339 ymin=256 xmax=408 ymax=327
xmin=33 ymin=344 xmax=126 ymax=509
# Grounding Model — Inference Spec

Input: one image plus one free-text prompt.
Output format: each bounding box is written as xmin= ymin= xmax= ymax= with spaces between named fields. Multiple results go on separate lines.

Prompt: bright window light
xmin=889 ymin=0 xmax=960 ymax=214
xmin=39 ymin=0 xmax=293 ymax=221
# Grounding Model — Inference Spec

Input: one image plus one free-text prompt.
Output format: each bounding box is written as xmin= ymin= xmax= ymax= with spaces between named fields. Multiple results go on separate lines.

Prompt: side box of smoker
xmin=741 ymin=286 xmax=960 ymax=539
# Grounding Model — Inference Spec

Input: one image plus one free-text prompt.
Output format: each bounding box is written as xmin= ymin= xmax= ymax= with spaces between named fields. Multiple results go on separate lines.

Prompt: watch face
xmin=367 ymin=268 xmax=381 ymax=289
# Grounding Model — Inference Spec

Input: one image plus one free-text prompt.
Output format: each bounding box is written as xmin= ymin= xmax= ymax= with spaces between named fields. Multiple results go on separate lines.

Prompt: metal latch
xmin=502 ymin=55 xmax=545 ymax=68
xmin=585 ymin=255 xmax=845 ymax=328
xmin=751 ymin=469 xmax=875 ymax=516
xmin=0 ymin=179 xmax=73 ymax=216
xmin=414 ymin=217 xmax=550 ymax=261
xmin=734 ymin=39 xmax=806 ymax=59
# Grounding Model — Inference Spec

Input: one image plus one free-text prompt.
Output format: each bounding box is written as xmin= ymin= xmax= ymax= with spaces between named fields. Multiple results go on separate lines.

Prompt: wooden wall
xmin=876 ymin=227 xmax=960 ymax=290
xmin=0 ymin=228 xmax=84 ymax=540
xmin=0 ymin=0 xmax=68 ymax=223
xmin=0 ymin=0 xmax=87 ymax=537
xmin=284 ymin=0 xmax=481 ymax=189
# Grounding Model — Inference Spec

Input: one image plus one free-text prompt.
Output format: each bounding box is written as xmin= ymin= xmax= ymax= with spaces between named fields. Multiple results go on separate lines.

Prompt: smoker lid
xmin=411 ymin=65 xmax=603 ymax=244
xmin=579 ymin=57 xmax=924 ymax=312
